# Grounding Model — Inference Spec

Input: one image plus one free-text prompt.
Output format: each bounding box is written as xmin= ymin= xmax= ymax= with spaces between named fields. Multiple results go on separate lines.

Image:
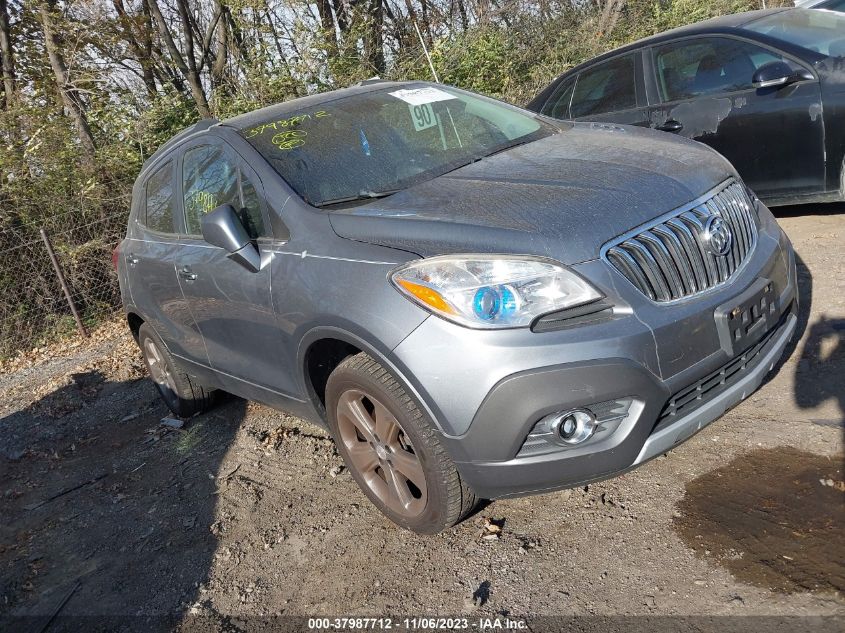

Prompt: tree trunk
xmin=211 ymin=2 xmax=227 ymax=89
xmin=419 ymin=0 xmax=434 ymax=47
xmin=0 ymin=0 xmax=15 ymax=108
xmin=112 ymin=0 xmax=157 ymax=97
xmin=38 ymin=1 xmax=97 ymax=167
xmin=260 ymin=2 xmax=299 ymax=96
xmin=175 ymin=0 xmax=211 ymax=117
xmin=365 ymin=0 xmax=385 ymax=75
xmin=456 ymin=0 xmax=468 ymax=32
xmin=316 ymin=0 xmax=341 ymax=67
xmin=146 ymin=0 xmax=211 ymax=118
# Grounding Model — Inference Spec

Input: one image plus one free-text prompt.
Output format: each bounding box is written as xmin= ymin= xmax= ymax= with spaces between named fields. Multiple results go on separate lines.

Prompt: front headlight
xmin=390 ymin=254 xmax=603 ymax=329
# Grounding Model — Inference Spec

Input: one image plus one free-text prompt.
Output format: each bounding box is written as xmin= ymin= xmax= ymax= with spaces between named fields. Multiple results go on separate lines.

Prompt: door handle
xmin=127 ymin=254 xmax=140 ymax=266
xmin=656 ymin=119 xmax=684 ymax=133
xmin=178 ymin=267 xmax=198 ymax=281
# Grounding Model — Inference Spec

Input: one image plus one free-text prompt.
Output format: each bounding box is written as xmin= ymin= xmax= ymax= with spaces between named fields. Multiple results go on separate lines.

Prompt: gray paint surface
xmin=330 ymin=124 xmax=735 ymax=263
xmin=119 ymin=84 xmax=797 ymax=498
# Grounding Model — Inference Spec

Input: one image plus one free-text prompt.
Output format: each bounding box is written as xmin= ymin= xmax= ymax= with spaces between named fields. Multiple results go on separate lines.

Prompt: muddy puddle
xmin=674 ymin=447 xmax=844 ymax=594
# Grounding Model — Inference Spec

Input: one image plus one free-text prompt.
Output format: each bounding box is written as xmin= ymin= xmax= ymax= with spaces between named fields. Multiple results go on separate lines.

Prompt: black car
xmin=804 ymin=0 xmax=845 ymax=12
xmin=527 ymin=8 xmax=845 ymax=207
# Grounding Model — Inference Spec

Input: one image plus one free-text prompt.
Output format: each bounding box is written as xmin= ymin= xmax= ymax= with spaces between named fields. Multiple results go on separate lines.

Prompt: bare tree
xmin=364 ymin=0 xmax=386 ymax=74
xmin=597 ymin=0 xmax=625 ymax=39
xmin=0 ymin=0 xmax=15 ymax=108
xmin=146 ymin=0 xmax=212 ymax=118
xmin=112 ymin=0 xmax=158 ymax=96
xmin=38 ymin=0 xmax=97 ymax=166
xmin=211 ymin=1 xmax=228 ymax=89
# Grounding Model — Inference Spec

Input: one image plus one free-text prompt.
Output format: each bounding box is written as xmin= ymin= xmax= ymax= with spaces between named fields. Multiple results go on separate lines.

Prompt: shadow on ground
xmin=0 ymin=372 xmax=246 ymax=630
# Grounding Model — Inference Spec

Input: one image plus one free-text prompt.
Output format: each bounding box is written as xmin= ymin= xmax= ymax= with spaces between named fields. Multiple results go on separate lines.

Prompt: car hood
xmin=328 ymin=123 xmax=737 ymax=265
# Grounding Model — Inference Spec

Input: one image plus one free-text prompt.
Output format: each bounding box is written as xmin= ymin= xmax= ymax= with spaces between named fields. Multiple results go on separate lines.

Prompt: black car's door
xmin=646 ymin=35 xmax=825 ymax=198
xmin=173 ymin=138 xmax=292 ymax=396
xmin=539 ymin=51 xmax=651 ymax=127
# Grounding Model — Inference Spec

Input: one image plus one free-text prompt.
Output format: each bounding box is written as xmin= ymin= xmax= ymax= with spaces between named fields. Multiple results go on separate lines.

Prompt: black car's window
xmin=654 ymin=38 xmax=783 ymax=102
xmin=541 ymin=76 xmax=576 ymax=119
xmin=144 ymin=161 xmax=176 ymax=234
xmin=744 ymin=9 xmax=845 ymax=57
xmin=820 ymin=0 xmax=845 ymax=10
xmin=240 ymin=84 xmax=553 ymax=207
xmin=569 ymin=54 xmax=637 ymax=118
xmin=182 ymin=144 xmax=266 ymax=238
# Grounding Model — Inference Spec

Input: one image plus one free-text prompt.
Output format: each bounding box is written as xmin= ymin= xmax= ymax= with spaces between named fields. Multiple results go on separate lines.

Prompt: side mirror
xmin=752 ymin=61 xmax=812 ymax=90
xmin=200 ymin=204 xmax=261 ymax=272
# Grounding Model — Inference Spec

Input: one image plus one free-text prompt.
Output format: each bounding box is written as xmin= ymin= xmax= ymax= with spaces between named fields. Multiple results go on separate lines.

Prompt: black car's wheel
xmin=138 ymin=323 xmax=215 ymax=418
xmin=325 ymin=353 xmax=477 ymax=534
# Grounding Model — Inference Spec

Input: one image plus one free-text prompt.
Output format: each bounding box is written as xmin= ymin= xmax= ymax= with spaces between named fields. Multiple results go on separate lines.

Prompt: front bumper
xmin=455 ymin=308 xmax=795 ymax=498
xmin=390 ymin=204 xmax=798 ymax=499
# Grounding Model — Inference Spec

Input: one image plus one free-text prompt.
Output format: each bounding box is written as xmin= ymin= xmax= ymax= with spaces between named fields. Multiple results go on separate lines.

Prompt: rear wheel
xmin=138 ymin=323 xmax=215 ymax=417
xmin=325 ymin=353 xmax=476 ymax=534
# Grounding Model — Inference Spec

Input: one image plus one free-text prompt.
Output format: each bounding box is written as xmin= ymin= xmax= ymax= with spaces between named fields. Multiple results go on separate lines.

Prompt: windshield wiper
xmin=434 ymin=140 xmax=532 ymax=179
xmin=316 ymin=189 xmax=401 ymax=208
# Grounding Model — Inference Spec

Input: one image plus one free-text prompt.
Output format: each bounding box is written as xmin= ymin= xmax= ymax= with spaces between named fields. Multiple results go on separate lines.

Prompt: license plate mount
xmin=715 ymin=278 xmax=779 ymax=355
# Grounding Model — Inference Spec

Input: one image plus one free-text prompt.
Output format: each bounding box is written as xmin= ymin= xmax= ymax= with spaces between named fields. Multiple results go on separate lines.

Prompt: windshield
xmin=743 ymin=9 xmax=845 ymax=57
xmin=240 ymin=84 xmax=554 ymax=207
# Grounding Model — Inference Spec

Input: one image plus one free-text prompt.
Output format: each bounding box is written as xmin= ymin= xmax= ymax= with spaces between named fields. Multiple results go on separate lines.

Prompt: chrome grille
xmin=604 ymin=180 xmax=757 ymax=302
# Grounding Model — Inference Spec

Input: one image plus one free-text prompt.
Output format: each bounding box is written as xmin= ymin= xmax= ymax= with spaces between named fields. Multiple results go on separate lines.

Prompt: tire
xmin=325 ymin=352 xmax=477 ymax=534
xmin=138 ymin=323 xmax=215 ymax=418
xmin=841 ymin=157 xmax=845 ymax=200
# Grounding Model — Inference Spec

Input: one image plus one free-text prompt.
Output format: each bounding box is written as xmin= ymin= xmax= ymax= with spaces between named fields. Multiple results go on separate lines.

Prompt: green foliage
xmin=0 ymin=0 xmax=776 ymax=358
xmin=435 ymin=29 xmax=517 ymax=97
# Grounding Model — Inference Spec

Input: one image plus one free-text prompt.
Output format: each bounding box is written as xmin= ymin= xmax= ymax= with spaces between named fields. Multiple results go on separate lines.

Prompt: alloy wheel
xmin=143 ymin=338 xmax=178 ymax=398
xmin=335 ymin=388 xmax=428 ymax=517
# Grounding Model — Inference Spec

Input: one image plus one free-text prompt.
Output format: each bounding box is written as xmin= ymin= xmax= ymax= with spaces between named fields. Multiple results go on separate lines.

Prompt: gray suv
xmin=117 ymin=82 xmax=798 ymax=533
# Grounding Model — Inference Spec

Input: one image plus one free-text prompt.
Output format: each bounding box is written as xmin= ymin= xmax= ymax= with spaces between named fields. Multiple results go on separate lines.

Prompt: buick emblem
xmin=704 ymin=215 xmax=732 ymax=257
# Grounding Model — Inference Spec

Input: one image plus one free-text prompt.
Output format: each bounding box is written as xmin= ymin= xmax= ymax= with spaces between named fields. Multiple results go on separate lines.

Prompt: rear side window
xmin=570 ymin=54 xmax=637 ymax=118
xmin=541 ymin=77 xmax=576 ymax=119
xmin=182 ymin=143 xmax=267 ymax=239
xmin=144 ymin=161 xmax=176 ymax=233
xmin=654 ymin=38 xmax=783 ymax=102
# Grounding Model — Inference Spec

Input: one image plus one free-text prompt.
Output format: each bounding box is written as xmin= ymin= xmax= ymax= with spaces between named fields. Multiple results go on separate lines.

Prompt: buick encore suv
xmin=116 ymin=81 xmax=798 ymax=533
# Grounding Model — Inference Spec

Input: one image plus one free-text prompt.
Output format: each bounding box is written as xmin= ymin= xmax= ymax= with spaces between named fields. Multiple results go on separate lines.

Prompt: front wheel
xmin=325 ymin=353 xmax=477 ymax=534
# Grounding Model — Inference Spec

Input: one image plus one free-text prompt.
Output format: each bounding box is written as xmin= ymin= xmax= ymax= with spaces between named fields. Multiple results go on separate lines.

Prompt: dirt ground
xmin=1 ymin=203 xmax=843 ymax=629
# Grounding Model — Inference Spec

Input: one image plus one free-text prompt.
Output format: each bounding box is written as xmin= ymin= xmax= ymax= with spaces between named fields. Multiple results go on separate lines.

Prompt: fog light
xmin=552 ymin=409 xmax=597 ymax=445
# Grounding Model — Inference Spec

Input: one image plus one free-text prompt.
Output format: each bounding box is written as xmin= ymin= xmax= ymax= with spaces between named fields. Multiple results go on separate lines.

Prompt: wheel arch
xmin=126 ymin=311 xmax=145 ymax=343
xmin=297 ymin=325 xmax=448 ymax=436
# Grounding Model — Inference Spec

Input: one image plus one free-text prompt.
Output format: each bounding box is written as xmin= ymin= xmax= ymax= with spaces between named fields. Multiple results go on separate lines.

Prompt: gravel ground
xmin=0 ymin=203 xmax=843 ymax=628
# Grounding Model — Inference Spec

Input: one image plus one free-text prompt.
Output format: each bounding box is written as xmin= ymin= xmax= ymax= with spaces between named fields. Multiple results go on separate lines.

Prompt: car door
xmin=647 ymin=35 xmax=825 ymax=198
xmin=541 ymin=52 xmax=650 ymax=126
xmin=174 ymin=138 xmax=291 ymax=395
xmin=124 ymin=158 xmax=207 ymax=363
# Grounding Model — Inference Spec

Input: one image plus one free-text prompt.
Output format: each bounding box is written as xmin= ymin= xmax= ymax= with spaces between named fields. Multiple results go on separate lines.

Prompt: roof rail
xmin=355 ymin=77 xmax=387 ymax=87
xmin=141 ymin=118 xmax=219 ymax=172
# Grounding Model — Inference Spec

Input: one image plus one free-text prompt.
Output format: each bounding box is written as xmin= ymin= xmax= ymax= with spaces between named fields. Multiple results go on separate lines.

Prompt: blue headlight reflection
xmin=473 ymin=286 xmax=518 ymax=321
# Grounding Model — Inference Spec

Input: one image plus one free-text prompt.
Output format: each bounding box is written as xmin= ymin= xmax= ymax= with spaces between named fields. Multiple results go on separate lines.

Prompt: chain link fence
xmin=0 ymin=206 xmax=129 ymax=360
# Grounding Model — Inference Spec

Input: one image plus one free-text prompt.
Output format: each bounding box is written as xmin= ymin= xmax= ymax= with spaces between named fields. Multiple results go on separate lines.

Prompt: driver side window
xmin=182 ymin=143 xmax=267 ymax=239
xmin=654 ymin=38 xmax=784 ymax=102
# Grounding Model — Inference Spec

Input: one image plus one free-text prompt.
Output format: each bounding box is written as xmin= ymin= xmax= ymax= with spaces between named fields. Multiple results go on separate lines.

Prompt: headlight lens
xmin=390 ymin=254 xmax=603 ymax=329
